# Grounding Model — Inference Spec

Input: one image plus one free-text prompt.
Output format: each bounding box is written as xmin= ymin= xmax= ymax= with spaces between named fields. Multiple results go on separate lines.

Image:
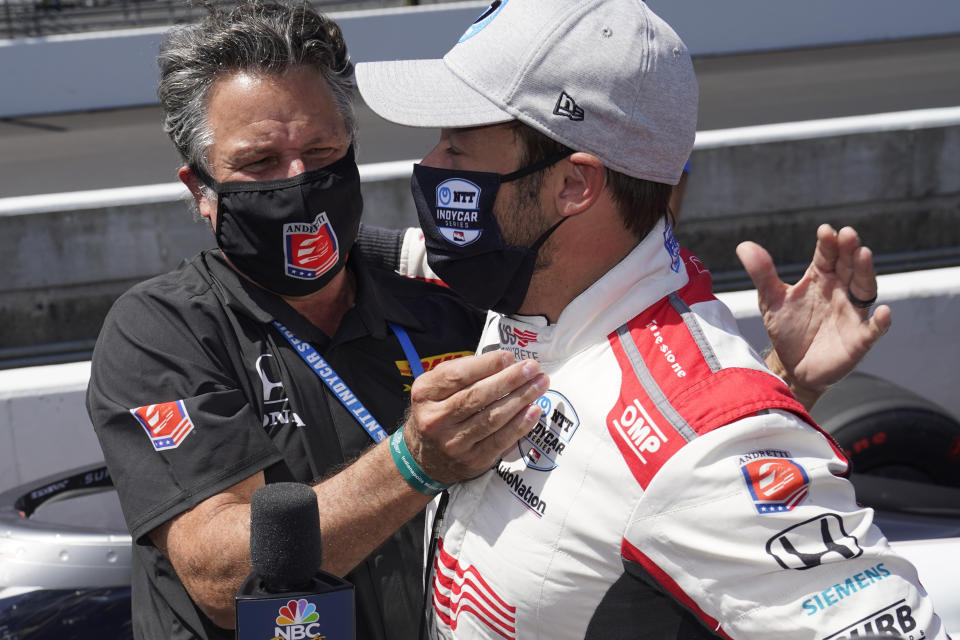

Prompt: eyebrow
xmin=228 ymin=135 xmax=342 ymax=159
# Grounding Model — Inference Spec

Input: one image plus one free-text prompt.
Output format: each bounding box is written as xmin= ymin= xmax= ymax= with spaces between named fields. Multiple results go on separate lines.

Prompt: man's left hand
xmin=736 ymin=224 xmax=892 ymax=409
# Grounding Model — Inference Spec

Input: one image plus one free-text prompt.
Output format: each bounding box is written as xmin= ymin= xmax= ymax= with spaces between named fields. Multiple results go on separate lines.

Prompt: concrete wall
xmin=0 ymin=162 xmax=418 ymax=358
xmin=3 ymin=265 xmax=958 ymax=496
xmin=2 ymin=0 xmax=959 ymax=118
xmin=2 ymin=107 xmax=958 ymax=357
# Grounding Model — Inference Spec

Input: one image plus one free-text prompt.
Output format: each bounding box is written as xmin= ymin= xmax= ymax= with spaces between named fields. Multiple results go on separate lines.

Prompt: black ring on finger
xmin=848 ymin=289 xmax=877 ymax=309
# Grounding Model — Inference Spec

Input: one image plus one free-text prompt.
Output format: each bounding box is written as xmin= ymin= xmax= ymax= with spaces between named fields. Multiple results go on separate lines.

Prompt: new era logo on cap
xmin=553 ymin=91 xmax=584 ymax=121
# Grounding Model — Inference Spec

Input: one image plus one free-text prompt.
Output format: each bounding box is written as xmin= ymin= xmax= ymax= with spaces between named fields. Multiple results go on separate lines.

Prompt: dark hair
xmin=512 ymin=123 xmax=674 ymax=240
xmin=157 ymin=0 xmax=357 ymax=170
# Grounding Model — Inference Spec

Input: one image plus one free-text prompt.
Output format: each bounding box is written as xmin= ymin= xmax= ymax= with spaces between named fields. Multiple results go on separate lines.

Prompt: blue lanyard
xmin=389 ymin=321 xmax=425 ymax=378
xmin=271 ymin=320 xmax=423 ymax=444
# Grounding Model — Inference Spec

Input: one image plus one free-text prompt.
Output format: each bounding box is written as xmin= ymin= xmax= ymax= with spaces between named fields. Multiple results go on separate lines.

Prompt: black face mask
xmin=410 ymin=151 xmax=571 ymax=315
xmin=192 ymin=147 xmax=363 ymax=297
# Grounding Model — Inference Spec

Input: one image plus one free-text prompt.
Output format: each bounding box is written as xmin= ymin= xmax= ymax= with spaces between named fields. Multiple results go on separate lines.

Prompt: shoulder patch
xmin=130 ymin=400 xmax=195 ymax=451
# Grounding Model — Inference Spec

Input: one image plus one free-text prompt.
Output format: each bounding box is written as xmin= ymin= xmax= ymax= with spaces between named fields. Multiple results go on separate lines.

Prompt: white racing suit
xmin=402 ymin=223 xmax=947 ymax=640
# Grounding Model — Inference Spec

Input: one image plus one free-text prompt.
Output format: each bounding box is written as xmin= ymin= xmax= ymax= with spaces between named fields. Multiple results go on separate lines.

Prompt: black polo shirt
xmin=86 ymin=248 xmax=483 ymax=640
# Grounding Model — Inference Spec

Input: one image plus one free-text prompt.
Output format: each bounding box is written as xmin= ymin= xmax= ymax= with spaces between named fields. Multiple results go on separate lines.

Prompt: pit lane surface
xmin=1 ymin=35 xmax=958 ymax=198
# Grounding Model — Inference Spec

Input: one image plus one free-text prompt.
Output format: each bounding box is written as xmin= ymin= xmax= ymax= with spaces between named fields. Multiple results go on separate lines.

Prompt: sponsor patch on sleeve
xmin=130 ymin=400 xmax=196 ymax=451
xmin=607 ymin=396 xmax=685 ymax=489
xmin=739 ymin=454 xmax=809 ymax=514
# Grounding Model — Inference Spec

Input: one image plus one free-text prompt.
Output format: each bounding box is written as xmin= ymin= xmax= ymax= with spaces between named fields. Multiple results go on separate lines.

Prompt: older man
xmin=86 ymin=3 xmax=548 ymax=639
xmin=356 ymin=0 xmax=943 ymax=638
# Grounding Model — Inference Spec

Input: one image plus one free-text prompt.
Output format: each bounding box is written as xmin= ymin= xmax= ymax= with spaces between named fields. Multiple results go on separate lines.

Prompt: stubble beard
xmin=494 ymin=175 xmax=555 ymax=271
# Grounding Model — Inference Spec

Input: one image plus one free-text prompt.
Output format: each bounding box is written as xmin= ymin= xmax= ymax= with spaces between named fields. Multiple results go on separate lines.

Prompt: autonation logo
xmin=273 ymin=598 xmax=322 ymax=639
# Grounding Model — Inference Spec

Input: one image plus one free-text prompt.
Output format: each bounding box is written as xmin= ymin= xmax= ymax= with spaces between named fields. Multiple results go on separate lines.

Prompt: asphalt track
xmin=1 ymin=35 xmax=958 ymax=198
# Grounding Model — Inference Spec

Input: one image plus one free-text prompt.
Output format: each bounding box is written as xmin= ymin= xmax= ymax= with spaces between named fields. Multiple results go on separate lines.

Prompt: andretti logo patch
xmin=130 ymin=400 xmax=195 ymax=451
xmin=741 ymin=456 xmax=809 ymax=514
xmin=284 ymin=212 xmax=339 ymax=279
xmin=435 ymin=178 xmax=482 ymax=245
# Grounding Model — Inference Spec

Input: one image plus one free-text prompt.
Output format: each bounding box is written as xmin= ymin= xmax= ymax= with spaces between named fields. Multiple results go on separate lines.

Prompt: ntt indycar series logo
xmin=435 ymin=178 xmax=482 ymax=246
xmin=284 ymin=212 xmax=339 ymax=280
xmin=518 ymin=390 xmax=580 ymax=471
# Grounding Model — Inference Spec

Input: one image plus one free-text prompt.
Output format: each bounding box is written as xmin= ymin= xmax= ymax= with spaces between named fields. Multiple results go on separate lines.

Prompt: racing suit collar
xmin=500 ymin=219 xmax=689 ymax=365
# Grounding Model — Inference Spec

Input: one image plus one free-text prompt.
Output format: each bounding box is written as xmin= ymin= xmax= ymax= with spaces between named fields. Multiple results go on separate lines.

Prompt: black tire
xmin=810 ymin=372 xmax=960 ymax=487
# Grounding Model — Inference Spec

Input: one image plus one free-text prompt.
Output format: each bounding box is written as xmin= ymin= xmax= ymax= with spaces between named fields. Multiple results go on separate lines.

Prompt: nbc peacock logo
xmin=272 ymin=598 xmax=324 ymax=640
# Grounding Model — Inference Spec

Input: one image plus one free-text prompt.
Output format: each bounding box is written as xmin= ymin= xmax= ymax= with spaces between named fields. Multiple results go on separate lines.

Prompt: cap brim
xmin=356 ymin=59 xmax=514 ymax=129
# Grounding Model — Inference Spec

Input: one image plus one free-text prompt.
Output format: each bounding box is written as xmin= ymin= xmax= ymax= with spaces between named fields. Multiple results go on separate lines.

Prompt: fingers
xmin=832 ymin=226 xmax=861 ymax=284
xmin=410 ymin=349 xmax=515 ymax=404
xmin=406 ymin=351 xmax=550 ymax=483
xmin=847 ymin=243 xmax=878 ymax=305
xmin=443 ymin=367 xmax=548 ymax=453
xmin=811 ymin=223 xmax=840 ymax=273
xmin=869 ymin=304 xmax=893 ymax=337
xmin=736 ymin=240 xmax=785 ymax=310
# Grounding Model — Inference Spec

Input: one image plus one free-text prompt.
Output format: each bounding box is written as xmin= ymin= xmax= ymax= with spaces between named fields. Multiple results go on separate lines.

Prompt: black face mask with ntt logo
xmin=192 ymin=147 xmax=363 ymax=298
xmin=410 ymin=151 xmax=570 ymax=315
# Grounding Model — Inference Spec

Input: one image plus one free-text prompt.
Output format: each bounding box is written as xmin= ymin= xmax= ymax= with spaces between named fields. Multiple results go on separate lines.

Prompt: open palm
xmin=737 ymin=224 xmax=892 ymax=406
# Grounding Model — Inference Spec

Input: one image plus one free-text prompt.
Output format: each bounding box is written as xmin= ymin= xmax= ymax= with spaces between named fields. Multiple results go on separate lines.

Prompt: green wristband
xmin=389 ymin=427 xmax=451 ymax=496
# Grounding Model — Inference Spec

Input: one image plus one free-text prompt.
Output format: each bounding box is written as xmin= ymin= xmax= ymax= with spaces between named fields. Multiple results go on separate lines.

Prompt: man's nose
xmin=286 ymin=157 xmax=308 ymax=178
xmin=421 ymin=144 xmax=445 ymax=169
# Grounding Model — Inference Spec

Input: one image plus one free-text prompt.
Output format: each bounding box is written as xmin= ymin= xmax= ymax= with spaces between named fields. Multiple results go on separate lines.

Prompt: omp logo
xmin=741 ymin=457 xmax=809 ymax=514
xmin=821 ymin=600 xmax=922 ymax=639
xmin=273 ymin=598 xmax=323 ymax=640
xmin=767 ymin=513 xmax=863 ymax=570
xmin=284 ymin=212 xmax=338 ymax=279
xmin=395 ymin=351 xmax=473 ymax=378
xmin=432 ymin=538 xmax=517 ymax=639
xmin=436 ymin=178 xmax=482 ymax=245
xmin=130 ymin=400 xmax=195 ymax=451
xmin=610 ymin=398 xmax=669 ymax=465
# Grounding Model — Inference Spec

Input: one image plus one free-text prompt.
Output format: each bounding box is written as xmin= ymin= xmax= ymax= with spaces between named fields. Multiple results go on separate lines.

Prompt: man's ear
xmin=555 ymin=152 xmax=606 ymax=218
xmin=178 ymin=165 xmax=215 ymax=221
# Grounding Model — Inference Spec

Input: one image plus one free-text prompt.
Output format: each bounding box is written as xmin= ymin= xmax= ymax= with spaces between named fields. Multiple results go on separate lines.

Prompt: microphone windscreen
xmin=249 ymin=482 xmax=322 ymax=591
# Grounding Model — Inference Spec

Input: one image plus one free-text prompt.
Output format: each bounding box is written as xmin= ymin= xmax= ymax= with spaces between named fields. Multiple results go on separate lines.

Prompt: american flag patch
xmin=130 ymin=400 xmax=195 ymax=451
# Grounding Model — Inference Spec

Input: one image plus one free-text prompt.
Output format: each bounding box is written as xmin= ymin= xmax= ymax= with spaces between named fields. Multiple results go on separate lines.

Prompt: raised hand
xmin=736 ymin=224 xmax=892 ymax=408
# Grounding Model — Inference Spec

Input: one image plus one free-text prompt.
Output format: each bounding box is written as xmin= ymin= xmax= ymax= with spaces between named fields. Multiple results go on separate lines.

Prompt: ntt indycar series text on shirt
xmin=421 ymin=222 xmax=947 ymax=640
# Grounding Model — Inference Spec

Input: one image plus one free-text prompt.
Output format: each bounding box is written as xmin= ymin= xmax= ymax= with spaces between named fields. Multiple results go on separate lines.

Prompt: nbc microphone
xmin=235 ymin=482 xmax=354 ymax=640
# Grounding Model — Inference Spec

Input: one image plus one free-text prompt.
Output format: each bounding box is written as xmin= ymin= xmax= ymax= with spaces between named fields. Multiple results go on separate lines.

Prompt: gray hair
xmin=157 ymin=0 xmax=358 ymax=172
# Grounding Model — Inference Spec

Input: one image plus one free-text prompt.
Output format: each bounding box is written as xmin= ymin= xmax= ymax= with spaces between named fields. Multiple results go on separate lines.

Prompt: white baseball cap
xmin=355 ymin=0 xmax=698 ymax=185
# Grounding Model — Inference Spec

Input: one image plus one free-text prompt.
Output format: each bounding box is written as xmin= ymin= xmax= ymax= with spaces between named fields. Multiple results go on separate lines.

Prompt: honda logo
xmin=766 ymin=513 xmax=862 ymax=570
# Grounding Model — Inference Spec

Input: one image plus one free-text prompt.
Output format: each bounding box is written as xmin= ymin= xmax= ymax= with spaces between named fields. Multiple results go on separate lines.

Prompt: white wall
xmin=2 ymin=0 xmax=959 ymax=117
